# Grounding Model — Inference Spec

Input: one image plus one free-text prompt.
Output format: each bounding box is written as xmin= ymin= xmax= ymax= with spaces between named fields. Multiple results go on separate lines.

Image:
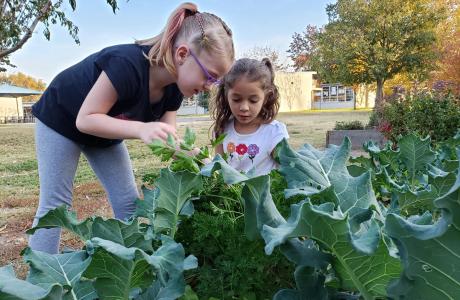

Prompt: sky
xmin=6 ymin=0 xmax=332 ymax=84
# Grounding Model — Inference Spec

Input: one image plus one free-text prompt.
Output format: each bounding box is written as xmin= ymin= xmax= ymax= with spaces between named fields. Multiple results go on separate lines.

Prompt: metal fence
xmin=0 ymin=115 xmax=36 ymax=124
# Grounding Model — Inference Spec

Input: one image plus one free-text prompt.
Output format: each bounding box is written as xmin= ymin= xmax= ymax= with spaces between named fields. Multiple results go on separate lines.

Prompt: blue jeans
xmin=29 ymin=120 xmax=139 ymax=254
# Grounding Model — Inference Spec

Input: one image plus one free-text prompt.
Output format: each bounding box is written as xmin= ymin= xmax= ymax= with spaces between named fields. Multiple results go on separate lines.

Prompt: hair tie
xmin=184 ymin=8 xmax=198 ymax=18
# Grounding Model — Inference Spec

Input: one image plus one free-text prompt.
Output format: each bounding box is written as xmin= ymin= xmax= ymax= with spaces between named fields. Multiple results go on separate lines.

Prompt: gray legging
xmin=29 ymin=120 xmax=139 ymax=254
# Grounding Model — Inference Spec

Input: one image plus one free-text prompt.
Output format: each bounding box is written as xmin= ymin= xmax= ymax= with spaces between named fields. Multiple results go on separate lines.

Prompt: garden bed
xmin=326 ymin=129 xmax=386 ymax=149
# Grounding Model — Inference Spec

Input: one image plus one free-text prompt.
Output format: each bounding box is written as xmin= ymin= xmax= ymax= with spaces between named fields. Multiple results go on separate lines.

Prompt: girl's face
xmin=227 ymin=77 xmax=266 ymax=128
xmin=175 ymin=46 xmax=232 ymax=97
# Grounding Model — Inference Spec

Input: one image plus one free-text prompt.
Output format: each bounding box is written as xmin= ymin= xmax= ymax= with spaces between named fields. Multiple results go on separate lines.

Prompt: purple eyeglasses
xmin=189 ymin=49 xmax=221 ymax=86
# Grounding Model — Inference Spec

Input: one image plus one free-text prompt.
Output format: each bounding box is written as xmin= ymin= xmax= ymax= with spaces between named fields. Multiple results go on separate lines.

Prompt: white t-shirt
xmin=222 ymin=119 xmax=289 ymax=176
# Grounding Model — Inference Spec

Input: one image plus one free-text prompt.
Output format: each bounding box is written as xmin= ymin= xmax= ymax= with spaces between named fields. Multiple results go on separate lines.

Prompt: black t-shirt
xmin=32 ymin=44 xmax=183 ymax=147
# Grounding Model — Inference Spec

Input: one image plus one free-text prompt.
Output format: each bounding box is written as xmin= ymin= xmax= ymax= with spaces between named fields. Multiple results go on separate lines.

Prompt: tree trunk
xmin=375 ymin=78 xmax=385 ymax=110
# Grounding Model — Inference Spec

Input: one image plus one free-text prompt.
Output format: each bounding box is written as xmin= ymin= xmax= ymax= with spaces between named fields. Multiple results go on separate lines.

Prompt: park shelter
xmin=0 ymin=83 xmax=42 ymax=123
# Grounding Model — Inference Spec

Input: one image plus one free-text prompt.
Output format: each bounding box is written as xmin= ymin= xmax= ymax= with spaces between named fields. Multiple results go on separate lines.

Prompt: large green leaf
xmin=84 ymin=236 xmax=196 ymax=300
xmin=277 ymin=138 xmax=381 ymax=217
xmin=398 ymin=134 xmax=436 ymax=186
xmin=385 ymin=150 xmax=460 ymax=299
xmin=242 ymin=175 xmax=331 ymax=269
xmin=153 ymin=169 xmax=202 ymax=237
xmin=0 ymin=265 xmax=63 ymax=300
xmin=262 ymin=200 xmax=401 ymax=299
xmin=392 ymin=188 xmax=437 ymax=216
xmin=428 ymin=166 xmax=457 ymax=197
xmin=364 ymin=140 xmax=400 ymax=172
xmin=26 ymin=206 xmax=93 ymax=240
xmin=22 ymin=248 xmax=94 ymax=300
xmin=90 ymin=218 xmax=153 ymax=252
xmin=276 ymin=139 xmax=331 ymax=197
xmin=273 ymin=265 xmax=329 ymax=300
xmin=27 ymin=206 xmax=153 ymax=252
xmin=241 ymin=175 xmax=285 ymax=240
xmin=135 ymin=237 xmax=197 ymax=300
xmin=135 ymin=185 xmax=160 ymax=222
xmin=367 ymin=134 xmax=436 ymax=192
xmin=200 ymin=154 xmax=251 ymax=184
xmin=83 ymin=241 xmax=155 ymax=299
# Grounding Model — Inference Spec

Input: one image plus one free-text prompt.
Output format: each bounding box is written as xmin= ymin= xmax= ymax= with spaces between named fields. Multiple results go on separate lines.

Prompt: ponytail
xmin=260 ymin=58 xmax=279 ymax=121
xmin=136 ymin=2 xmax=234 ymax=77
xmin=137 ymin=3 xmax=198 ymax=75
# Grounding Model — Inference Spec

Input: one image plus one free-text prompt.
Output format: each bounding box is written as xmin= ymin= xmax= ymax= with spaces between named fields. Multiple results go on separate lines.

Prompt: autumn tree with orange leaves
xmin=288 ymin=0 xmax=445 ymax=108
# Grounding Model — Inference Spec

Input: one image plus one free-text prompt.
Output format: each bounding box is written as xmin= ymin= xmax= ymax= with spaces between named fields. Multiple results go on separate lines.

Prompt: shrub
xmin=378 ymin=91 xmax=460 ymax=143
xmin=367 ymin=110 xmax=379 ymax=128
xmin=334 ymin=120 xmax=365 ymax=130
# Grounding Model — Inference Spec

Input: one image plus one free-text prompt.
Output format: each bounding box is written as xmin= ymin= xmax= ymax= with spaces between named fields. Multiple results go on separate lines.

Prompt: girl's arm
xmin=76 ymin=71 xmax=177 ymax=143
xmin=159 ymin=110 xmax=177 ymax=129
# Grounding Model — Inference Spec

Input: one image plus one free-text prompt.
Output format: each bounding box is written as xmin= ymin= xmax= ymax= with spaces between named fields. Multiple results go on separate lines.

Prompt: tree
xmin=0 ymin=71 xmax=46 ymax=101
xmin=287 ymin=25 xmax=320 ymax=71
xmin=430 ymin=0 xmax=460 ymax=91
xmin=196 ymin=91 xmax=210 ymax=111
xmin=241 ymin=46 xmax=289 ymax=71
xmin=0 ymin=0 xmax=119 ymax=71
xmin=294 ymin=0 xmax=444 ymax=107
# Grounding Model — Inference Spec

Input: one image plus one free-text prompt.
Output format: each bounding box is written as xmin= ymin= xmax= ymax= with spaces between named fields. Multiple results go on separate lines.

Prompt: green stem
xmin=201 ymin=194 xmax=241 ymax=204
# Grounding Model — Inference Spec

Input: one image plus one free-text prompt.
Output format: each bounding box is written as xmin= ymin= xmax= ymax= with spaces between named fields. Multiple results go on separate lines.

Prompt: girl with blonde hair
xmin=29 ymin=2 xmax=235 ymax=254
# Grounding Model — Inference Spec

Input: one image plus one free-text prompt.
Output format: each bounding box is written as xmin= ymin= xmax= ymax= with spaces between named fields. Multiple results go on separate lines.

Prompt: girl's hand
xmin=188 ymin=147 xmax=212 ymax=165
xmin=202 ymin=157 xmax=212 ymax=165
xmin=189 ymin=147 xmax=201 ymax=156
xmin=180 ymin=145 xmax=212 ymax=164
xmin=138 ymin=121 xmax=178 ymax=144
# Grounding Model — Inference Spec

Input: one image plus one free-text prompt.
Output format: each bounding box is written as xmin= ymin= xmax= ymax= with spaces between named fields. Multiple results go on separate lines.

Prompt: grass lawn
xmin=0 ymin=109 xmax=371 ymax=277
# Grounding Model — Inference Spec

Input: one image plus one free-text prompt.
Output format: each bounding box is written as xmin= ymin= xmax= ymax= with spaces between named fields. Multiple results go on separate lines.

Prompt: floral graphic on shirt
xmin=247 ymin=144 xmax=260 ymax=163
xmin=227 ymin=142 xmax=235 ymax=159
xmin=236 ymin=144 xmax=248 ymax=156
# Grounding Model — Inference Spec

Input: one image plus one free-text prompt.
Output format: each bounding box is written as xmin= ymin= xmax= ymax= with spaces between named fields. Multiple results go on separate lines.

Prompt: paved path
xmin=177 ymin=115 xmax=211 ymax=123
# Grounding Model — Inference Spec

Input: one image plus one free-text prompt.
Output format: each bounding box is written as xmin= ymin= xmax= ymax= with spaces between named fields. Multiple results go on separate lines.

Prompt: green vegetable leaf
xmin=26 ymin=205 xmax=153 ymax=252
xmin=273 ymin=266 xmax=328 ymax=300
xmin=201 ymin=154 xmax=251 ymax=184
xmin=385 ymin=150 xmax=460 ymax=299
xmin=277 ymin=138 xmax=381 ymax=217
xmin=85 ymin=236 xmax=196 ymax=300
xmin=263 ymin=200 xmax=401 ymax=299
xmin=399 ymin=134 xmax=436 ymax=186
xmin=182 ymin=127 xmax=196 ymax=149
xmin=153 ymin=169 xmax=202 ymax=237
xmin=0 ymin=265 xmax=63 ymax=300
xmin=26 ymin=206 xmax=93 ymax=240
xmin=22 ymin=248 xmax=94 ymax=300
xmin=211 ymin=133 xmax=226 ymax=148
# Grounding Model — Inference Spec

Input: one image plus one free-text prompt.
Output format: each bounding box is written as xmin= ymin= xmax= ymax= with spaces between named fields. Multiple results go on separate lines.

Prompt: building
xmin=0 ymin=83 xmax=42 ymax=123
xmin=275 ymin=71 xmax=375 ymax=112
xmin=275 ymin=71 xmax=317 ymax=112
